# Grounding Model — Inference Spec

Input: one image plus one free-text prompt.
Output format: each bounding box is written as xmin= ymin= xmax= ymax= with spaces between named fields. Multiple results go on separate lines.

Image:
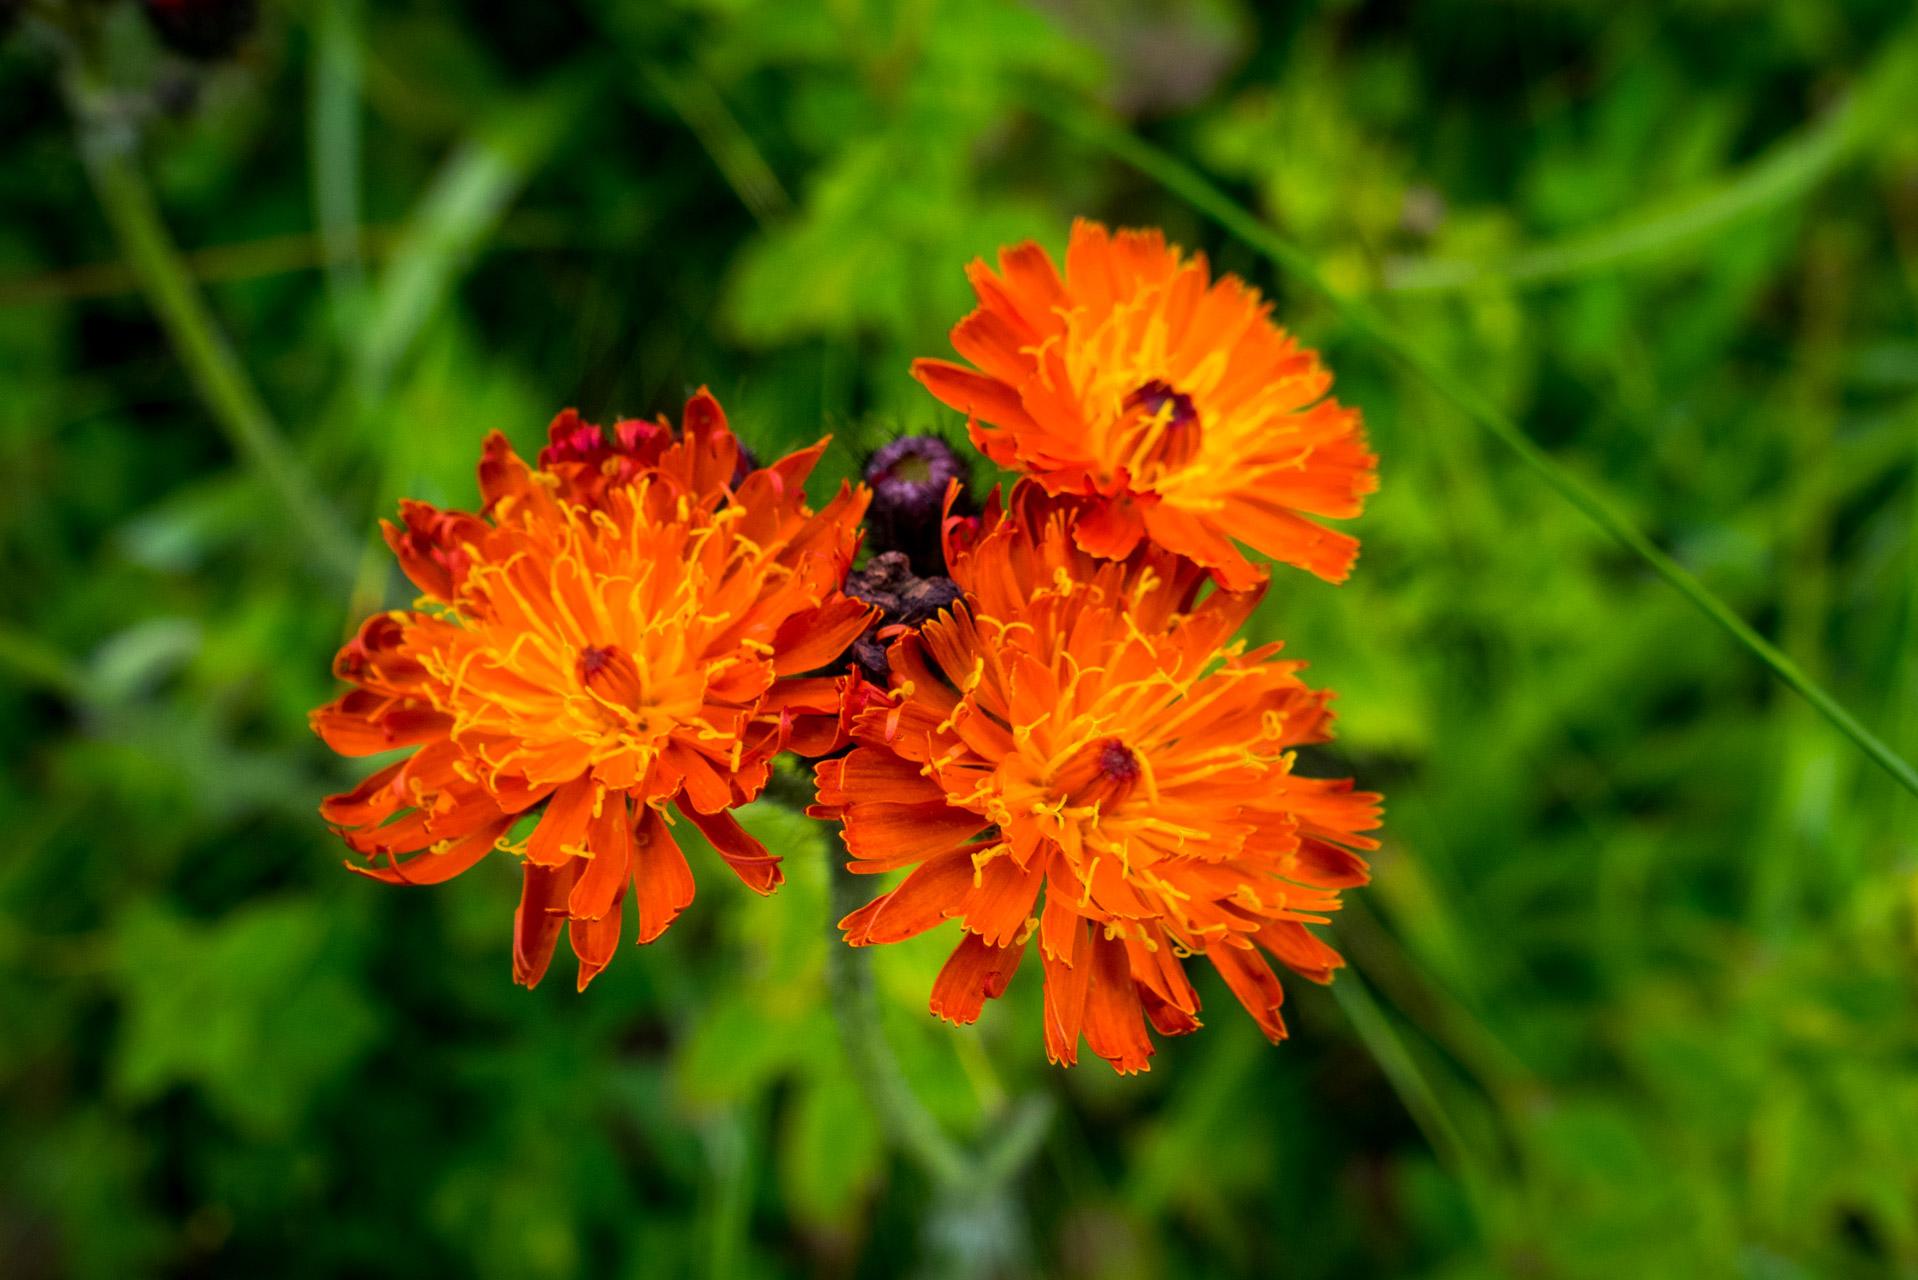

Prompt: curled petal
xmin=839 ymin=846 xmax=974 ymax=945
xmin=633 ymin=805 xmax=696 ymax=944
xmin=571 ymin=887 xmax=625 ymax=991
xmin=1039 ymin=908 xmax=1093 ymax=1067
xmin=514 ymin=859 xmax=582 ymax=989
xmin=1081 ymin=931 xmax=1153 ymax=1075
xmin=680 ymin=803 xmax=783 ymax=895
xmin=929 ymin=932 xmax=1026 ymax=1026
xmin=1209 ymin=942 xmax=1288 ymax=1044
xmin=350 ymin=813 xmax=512 ymax=886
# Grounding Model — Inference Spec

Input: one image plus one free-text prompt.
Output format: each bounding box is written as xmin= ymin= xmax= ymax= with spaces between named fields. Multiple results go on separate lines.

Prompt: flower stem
xmin=823 ymin=852 xmax=1053 ymax=1278
xmin=824 ymin=855 xmax=973 ymax=1189
xmin=64 ymin=76 xmax=362 ymax=590
xmin=1042 ymin=98 xmax=1918 ymax=801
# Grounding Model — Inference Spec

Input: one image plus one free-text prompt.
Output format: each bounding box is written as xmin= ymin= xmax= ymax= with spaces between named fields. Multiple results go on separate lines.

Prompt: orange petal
xmin=526 ymin=775 xmax=596 ymax=867
xmin=1292 ymin=836 xmax=1371 ymax=888
xmin=1064 ymin=218 xmax=1119 ymax=314
xmin=568 ymin=791 xmax=633 ymax=920
xmin=350 ymin=813 xmax=511 ymax=886
xmin=951 ymin=306 xmax=1037 ymax=386
xmin=814 ymin=747 xmax=948 ymax=808
xmin=1255 ymin=919 xmax=1345 ymax=984
xmin=513 ymin=859 xmax=582 ymax=988
xmin=311 ymin=699 xmax=450 ymax=757
xmin=1071 ymin=495 xmax=1148 ymax=561
xmin=570 ymin=886 xmax=625 ymax=991
xmin=319 ymin=760 xmax=405 ymax=827
xmin=839 ymin=845 xmax=973 ymax=945
xmin=841 ymin=801 xmax=991 ymax=868
xmin=929 ymin=931 xmax=1026 ymax=1026
xmin=985 ymin=240 xmax=1067 ymax=336
xmin=1225 ymin=499 xmax=1360 ymax=585
xmin=959 ymin=853 xmax=1044 ymax=947
xmin=911 ymin=360 xmax=1041 ymax=436
xmin=632 ymin=805 xmax=696 ymax=943
xmin=1209 ymin=941 xmax=1288 ymax=1043
xmin=663 ymin=740 xmax=735 ymax=814
xmin=770 ymin=595 xmax=877 ymax=676
xmin=339 ymin=791 xmax=502 ymax=855
xmin=1125 ymin=922 xmax=1200 ymax=1016
xmin=1140 ymin=988 xmax=1203 ymax=1037
xmin=477 ymin=430 xmax=537 ymax=512
xmin=1038 ymin=904 xmax=1093 ymax=1067
xmin=679 ymin=803 xmax=783 ymax=895
xmin=1038 ymin=881 xmax=1088 ymax=964
xmin=1140 ymin=501 xmax=1259 ymax=588
xmin=1081 ymin=930 xmax=1153 ymax=1074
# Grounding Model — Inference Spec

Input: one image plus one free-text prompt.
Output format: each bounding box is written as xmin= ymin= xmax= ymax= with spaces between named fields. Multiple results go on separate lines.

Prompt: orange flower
xmin=313 ymin=391 xmax=874 ymax=990
xmin=812 ymin=484 xmax=1380 ymax=1073
xmin=911 ymin=218 xmax=1377 ymax=589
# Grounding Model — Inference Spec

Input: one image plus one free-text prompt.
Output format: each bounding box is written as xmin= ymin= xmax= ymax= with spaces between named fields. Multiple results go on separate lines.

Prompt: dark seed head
xmin=842 ymin=551 xmax=963 ymax=687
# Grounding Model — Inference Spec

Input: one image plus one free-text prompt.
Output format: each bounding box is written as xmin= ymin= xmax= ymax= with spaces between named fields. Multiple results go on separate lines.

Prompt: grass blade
xmin=643 ymin=63 xmax=792 ymax=227
xmin=310 ymin=0 xmax=368 ymax=333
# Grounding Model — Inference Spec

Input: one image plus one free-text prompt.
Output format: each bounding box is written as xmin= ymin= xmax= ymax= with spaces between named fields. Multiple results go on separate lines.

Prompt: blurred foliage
xmin=3 ymin=0 xmax=1918 ymax=1276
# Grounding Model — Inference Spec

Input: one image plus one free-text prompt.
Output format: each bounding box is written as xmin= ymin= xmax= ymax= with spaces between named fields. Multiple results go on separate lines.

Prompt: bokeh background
xmin=5 ymin=0 xmax=1918 ymax=1275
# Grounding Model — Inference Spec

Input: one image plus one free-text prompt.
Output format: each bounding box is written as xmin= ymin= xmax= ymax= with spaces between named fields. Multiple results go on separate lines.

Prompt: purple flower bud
xmin=864 ymin=435 xmax=975 ymax=576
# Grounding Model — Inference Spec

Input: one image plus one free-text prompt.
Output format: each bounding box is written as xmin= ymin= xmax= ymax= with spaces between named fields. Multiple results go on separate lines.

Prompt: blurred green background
xmin=4 ymin=0 xmax=1918 ymax=1275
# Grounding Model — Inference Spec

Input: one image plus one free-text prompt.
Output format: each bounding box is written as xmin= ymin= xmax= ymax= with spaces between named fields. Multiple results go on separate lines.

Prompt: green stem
xmin=65 ymin=79 xmax=361 ymax=590
xmin=824 ymin=855 xmax=973 ymax=1189
xmin=1042 ymin=99 xmax=1918 ymax=801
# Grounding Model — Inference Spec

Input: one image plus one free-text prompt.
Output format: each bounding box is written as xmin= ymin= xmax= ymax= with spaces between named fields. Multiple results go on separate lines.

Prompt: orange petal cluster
xmin=313 ymin=391 xmax=874 ymax=990
xmin=911 ymin=218 xmax=1378 ymax=589
xmin=812 ymin=484 xmax=1381 ymax=1073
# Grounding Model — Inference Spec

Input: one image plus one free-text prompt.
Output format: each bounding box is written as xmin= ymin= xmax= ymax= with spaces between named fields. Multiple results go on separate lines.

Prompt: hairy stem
xmin=824 ymin=855 xmax=973 ymax=1189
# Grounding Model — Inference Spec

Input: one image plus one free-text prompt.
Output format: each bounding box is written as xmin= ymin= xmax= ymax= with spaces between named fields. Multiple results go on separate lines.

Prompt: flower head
xmin=313 ymin=391 xmax=874 ymax=990
xmin=911 ymin=218 xmax=1377 ymax=589
xmin=812 ymin=484 xmax=1381 ymax=1072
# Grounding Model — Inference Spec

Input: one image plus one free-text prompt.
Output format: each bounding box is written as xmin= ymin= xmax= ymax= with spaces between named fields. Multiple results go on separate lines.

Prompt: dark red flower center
xmin=1125 ymin=380 xmax=1197 ymax=429
xmin=1099 ymin=740 xmax=1141 ymax=783
xmin=1121 ymin=380 xmax=1203 ymax=473
xmin=1056 ymin=736 xmax=1144 ymax=807
xmin=576 ymin=644 xmax=644 ymax=708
